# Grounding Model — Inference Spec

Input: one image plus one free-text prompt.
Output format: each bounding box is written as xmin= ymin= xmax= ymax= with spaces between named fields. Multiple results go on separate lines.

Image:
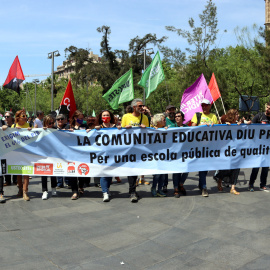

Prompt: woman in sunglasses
xmin=40 ymin=115 xmax=57 ymax=200
xmin=12 ymin=110 xmax=32 ymax=201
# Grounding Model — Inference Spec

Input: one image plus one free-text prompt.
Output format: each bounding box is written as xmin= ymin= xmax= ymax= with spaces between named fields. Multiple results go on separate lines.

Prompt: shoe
xmin=157 ymin=190 xmax=167 ymax=197
xmin=179 ymin=185 xmax=186 ymax=196
xmin=230 ymin=189 xmax=240 ymax=195
xmin=260 ymin=186 xmax=270 ymax=192
xmin=162 ymin=186 xmax=168 ymax=193
xmin=17 ymin=189 xmax=23 ymax=197
xmin=248 ymin=186 xmax=254 ymax=192
xmin=151 ymin=187 xmax=157 ymax=197
xmin=51 ymin=188 xmax=57 ymax=196
xmin=23 ymin=191 xmax=30 ymax=201
xmin=174 ymin=188 xmax=180 ymax=198
xmin=138 ymin=178 xmax=150 ymax=185
xmin=56 ymin=186 xmax=62 ymax=189
xmin=79 ymin=188 xmax=84 ymax=195
xmin=115 ymin=177 xmax=122 ymax=183
xmin=130 ymin=193 xmax=138 ymax=202
xmin=0 ymin=194 xmax=6 ymax=203
xmin=103 ymin=192 xmax=110 ymax=202
xmin=217 ymin=180 xmax=223 ymax=192
xmin=42 ymin=191 xmax=48 ymax=200
xmin=202 ymin=188 xmax=209 ymax=197
xmin=94 ymin=184 xmax=101 ymax=188
xmin=71 ymin=193 xmax=79 ymax=200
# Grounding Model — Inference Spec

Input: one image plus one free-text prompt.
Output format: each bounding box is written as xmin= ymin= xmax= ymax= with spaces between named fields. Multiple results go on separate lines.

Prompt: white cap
xmin=201 ymin=98 xmax=211 ymax=105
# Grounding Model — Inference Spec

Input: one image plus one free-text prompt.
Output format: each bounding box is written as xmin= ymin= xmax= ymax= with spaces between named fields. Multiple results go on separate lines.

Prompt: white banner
xmin=0 ymin=124 xmax=269 ymax=177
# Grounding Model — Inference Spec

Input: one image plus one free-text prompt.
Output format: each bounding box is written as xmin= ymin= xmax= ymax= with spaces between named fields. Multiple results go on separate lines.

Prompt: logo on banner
xmin=57 ymin=163 xmax=62 ymax=169
xmin=8 ymin=165 xmax=33 ymax=174
xmin=34 ymin=163 xmax=53 ymax=175
xmin=78 ymin=163 xmax=89 ymax=176
xmin=67 ymin=162 xmax=76 ymax=174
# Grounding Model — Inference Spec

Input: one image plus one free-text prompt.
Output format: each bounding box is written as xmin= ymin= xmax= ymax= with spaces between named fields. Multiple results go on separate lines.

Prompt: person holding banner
xmin=173 ymin=111 xmax=189 ymax=198
xmin=96 ymin=110 xmax=121 ymax=202
xmin=41 ymin=115 xmax=57 ymax=200
xmin=191 ymin=99 xmax=218 ymax=197
xmin=121 ymin=98 xmax=149 ymax=202
xmin=248 ymin=103 xmax=270 ymax=192
xmin=12 ymin=110 xmax=32 ymax=201
xmin=151 ymin=113 xmax=167 ymax=197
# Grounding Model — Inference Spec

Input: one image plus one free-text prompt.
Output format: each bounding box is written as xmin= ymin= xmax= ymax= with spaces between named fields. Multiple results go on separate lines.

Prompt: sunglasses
xmin=20 ymin=115 xmax=27 ymax=118
xmin=137 ymin=105 xmax=145 ymax=108
xmin=4 ymin=115 xmax=10 ymax=118
xmin=56 ymin=118 xmax=64 ymax=121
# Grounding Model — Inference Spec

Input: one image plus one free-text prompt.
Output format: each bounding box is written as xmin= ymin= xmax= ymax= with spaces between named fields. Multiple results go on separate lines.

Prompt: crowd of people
xmin=0 ymin=98 xmax=269 ymax=204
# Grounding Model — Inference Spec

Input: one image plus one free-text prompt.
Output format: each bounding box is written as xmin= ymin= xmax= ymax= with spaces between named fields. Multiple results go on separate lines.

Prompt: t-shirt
xmin=166 ymin=117 xmax=177 ymax=128
xmin=12 ymin=122 xmax=30 ymax=128
xmin=121 ymin=113 xmax=149 ymax=127
xmin=252 ymin=113 xmax=270 ymax=124
xmin=191 ymin=112 xmax=218 ymax=126
xmin=34 ymin=118 xmax=43 ymax=128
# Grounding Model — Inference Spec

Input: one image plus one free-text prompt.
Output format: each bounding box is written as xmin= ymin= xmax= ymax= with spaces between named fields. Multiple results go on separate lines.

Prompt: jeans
xmin=199 ymin=171 xmax=208 ymax=189
xmin=57 ymin=177 xmax=63 ymax=187
xmin=172 ymin=173 xmax=188 ymax=188
xmin=128 ymin=176 xmax=137 ymax=194
xmin=41 ymin=176 xmax=57 ymax=192
xmin=100 ymin=177 xmax=112 ymax=193
xmin=163 ymin=174 xmax=168 ymax=187
xmin=249 ymin=167 xmax=269 ymax=188
xmin=152 ymin=174 xmax=166 ymax=191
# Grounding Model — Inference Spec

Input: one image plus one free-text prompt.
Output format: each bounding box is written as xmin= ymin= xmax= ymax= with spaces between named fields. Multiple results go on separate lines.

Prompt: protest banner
xmin=0 ymin=124 xmax=270 ymax=177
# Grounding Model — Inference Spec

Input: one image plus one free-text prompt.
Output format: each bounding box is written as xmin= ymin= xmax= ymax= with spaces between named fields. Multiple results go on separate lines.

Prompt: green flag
xmin=102 ymin=68 xmax=134 ymax=110
xmin=26 ymin=111 xmax=29 ymax=117
xmin=92 ymin=110 xmax=96 ymax=117
xmin=138 ymin=51 xmax=165 ymax=99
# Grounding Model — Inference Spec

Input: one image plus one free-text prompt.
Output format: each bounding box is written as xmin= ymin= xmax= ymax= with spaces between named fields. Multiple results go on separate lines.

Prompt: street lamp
xmin=48 ymin=50 xmax=60 ymax=112
xmin=32 ymin=79 xmax=40 ymax=116
xmin=138 ymin=48 xmax=154 ymax=104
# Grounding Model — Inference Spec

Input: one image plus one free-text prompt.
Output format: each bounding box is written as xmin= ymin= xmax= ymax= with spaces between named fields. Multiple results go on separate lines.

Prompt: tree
xmin=165 ymin=0 xmax=218 ymax=67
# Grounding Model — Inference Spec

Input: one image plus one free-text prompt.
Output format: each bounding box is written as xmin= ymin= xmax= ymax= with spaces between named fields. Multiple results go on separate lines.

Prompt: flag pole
xmin=213 ymin=101 xmax=220 ymax=119
xmin=220 ymin=96 xmax=226 ymax=114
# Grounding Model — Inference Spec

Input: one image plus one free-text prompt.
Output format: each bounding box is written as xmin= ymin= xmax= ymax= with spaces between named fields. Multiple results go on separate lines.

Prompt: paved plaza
xmin=1 ymin=168 xmax=270 ymax=269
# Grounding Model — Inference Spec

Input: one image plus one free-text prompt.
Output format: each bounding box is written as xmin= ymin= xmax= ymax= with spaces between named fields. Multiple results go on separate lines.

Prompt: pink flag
xmin=180 ymin=74 xmax=213 ymax=124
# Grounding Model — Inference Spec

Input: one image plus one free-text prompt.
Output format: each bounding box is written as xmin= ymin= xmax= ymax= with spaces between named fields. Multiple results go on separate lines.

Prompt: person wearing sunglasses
xmin=11 ymin=110 xmax=32 ymax=201
xmin=191 ymin=98 xmax=218 ymax=198
xmin=121 ymin=99 xmax=149 ymax=203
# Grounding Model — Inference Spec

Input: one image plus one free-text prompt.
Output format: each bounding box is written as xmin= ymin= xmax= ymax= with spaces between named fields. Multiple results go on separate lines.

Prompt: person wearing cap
xmin=165 ymin=105 xmax=177 ymax=128
xmin=191 ymin=98 xmax=218 ymax=197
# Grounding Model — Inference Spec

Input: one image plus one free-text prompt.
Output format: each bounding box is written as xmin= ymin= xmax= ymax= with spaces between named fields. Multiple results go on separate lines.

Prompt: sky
xmin=0 ymin=0 xmax=265 ymax=85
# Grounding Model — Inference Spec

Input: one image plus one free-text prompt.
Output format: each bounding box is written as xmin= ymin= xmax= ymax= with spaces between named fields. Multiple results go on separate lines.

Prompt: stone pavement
xmin=1 ymin=168 xmax=270 ymax=269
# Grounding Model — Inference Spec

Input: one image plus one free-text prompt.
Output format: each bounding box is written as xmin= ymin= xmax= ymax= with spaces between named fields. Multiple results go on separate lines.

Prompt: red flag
xmin=208 ymin=73 xmax=221 ymax=102
xmin=59 ymin=79 xmax=77 ymax=118
xmin=3 ymin=56 xmax=25 ymax=94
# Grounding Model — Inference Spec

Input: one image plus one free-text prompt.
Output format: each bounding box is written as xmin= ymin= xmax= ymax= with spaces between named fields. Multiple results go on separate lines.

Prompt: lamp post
xmin=138 ymin=48 xmax=154 ymax=104
xmin=48 ymin=50 xmax=60 ymax=112
xmin=32 ymin=79 xmax=40 ymax=116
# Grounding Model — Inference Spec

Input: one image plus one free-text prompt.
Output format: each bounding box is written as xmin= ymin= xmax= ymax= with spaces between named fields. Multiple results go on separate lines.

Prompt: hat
xmin=166 ymin=105 xmax=176 ymax=111
xmin=201 ymin=98 xmax=211 ymax=105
